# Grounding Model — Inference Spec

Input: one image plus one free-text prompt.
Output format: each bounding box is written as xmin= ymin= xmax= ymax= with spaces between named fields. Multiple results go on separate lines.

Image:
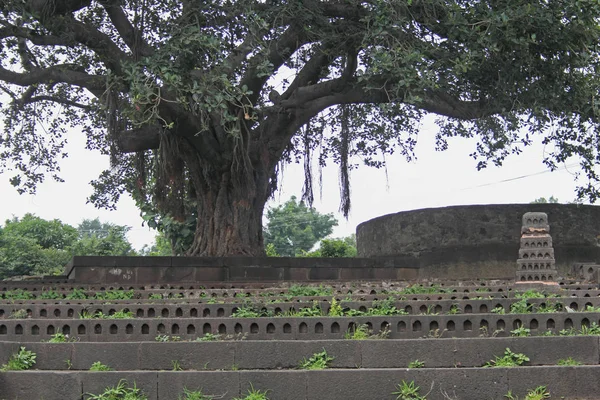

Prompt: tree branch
xmin=117 ymin=126 xmax=160 ymax=152
xmin=99 ymin=0 xmax=154 ymax=57
xmin=24 ymin=95 xmax=92 ymax=110
xmin=0 ymin=25 xmax=75 ymax=46
xmin=0 ymin=64 xmax=104 ymax=91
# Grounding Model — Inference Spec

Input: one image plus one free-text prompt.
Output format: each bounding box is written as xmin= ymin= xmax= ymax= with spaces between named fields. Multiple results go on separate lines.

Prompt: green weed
xmin=328 ymin=298 xmax=343 ymax=316
xmin=178 ymin=388 xmax=214 ymax=400
xmin=557 ymin=357 xmax=582 ymax=366
xmin=66 ymin=289 xmax=88 ymax=299
xmin=232 ymin=384 xmax=269 ymax=400
xmin=86 ymin=380 xmax=147 ymax=400
xmin=392 ymin=381 xmax=426 ymax=400
xmin=510 ymin=299 xmax=532 ymax=314
xmin=510 ymin=326 xmax=531 ymax=337
xmin=0 ymin=347 xmax=36 ymax=371
xmin=287 ymin=284 xmax=332 ymax=297
xmin=484 ymin=348 xmax=529 ymax=367
xmin=90 ymin=361 xmax=114 ymax=371
xmin=299 ymin=349 xmax=334 ymax=370
xmin=8 ymin=309 xmax=28 ymax=319
xmin=344 ymin=324 xmax=390 ymax=340
xmin=505 ymin=386 xmax=550 ymax=400
xmin=46 ymin=333 xmax=77 ymax=343
xmin=408 ymin=360 xmax=425 ymax=369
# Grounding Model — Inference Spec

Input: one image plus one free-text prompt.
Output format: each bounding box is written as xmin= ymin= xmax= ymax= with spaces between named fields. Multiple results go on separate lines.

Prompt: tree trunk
xmin=185 ymin=167 xmax=270 ymax=257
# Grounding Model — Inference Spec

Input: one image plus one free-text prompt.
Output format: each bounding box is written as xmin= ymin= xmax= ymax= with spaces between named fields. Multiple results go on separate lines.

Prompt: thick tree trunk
xmin=185 ymin=168 xmax=270 ymax=257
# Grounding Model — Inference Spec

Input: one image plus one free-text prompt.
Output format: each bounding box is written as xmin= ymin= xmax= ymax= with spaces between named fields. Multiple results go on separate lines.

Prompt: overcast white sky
xmin=0 ymin=115 xmax=586 ymax=250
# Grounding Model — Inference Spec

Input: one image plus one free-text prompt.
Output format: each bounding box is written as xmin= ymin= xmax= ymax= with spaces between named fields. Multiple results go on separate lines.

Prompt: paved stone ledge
xmin=0 ymin=337 xmax=597 ymax=371
xmin=2 ymin=367 xmax=600 ymax=400
xmin=3 ymin=297 xmax=600 ymax=320
xmin=2 ymin=313 xmax=600 ymax=341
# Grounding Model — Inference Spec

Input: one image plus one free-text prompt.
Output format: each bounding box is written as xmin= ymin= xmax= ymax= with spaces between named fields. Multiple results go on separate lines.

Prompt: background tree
xmin=2 ymin=1 xmax=600 ymax=256
xmin=305 ymin=234 xmax=358 ymax=258
xmin=0 ymin=214 xmax=77 ymax=277
xmin=140 ymin=232 xmax=174 ymax=256
xmin=263 ymin=196 xmax=338 ymax=257
xmin=531 ymin=196 xmax=560 ymax=204
xmin=70 ymin=218 xmax=137 ymax=256
xmin=0 ymin=215 xmax=137 ymax=278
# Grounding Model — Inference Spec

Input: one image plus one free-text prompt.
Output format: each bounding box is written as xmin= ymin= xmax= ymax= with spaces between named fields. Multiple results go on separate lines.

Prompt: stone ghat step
xmin=0 ymin=281 xmax=517 ymax=292
xmin=2 ymin=367 xmax=600 ymax=400
xmin=0 ymin=281 xmax=594 ymax=296
xmin=2 ymin=297 xmax=600 ymax=321
xmin=1 ymin=337 xmax=597 ymax=371
xmin=1 ymin=314 xmax=600 ymax=341
xmin=3 ymin=288 xmax=600 ymax=304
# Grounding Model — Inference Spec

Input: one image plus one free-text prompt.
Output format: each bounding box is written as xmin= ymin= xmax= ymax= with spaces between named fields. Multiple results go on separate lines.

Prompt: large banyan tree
xmin=1 ymin=0 xmax=600 ymax=256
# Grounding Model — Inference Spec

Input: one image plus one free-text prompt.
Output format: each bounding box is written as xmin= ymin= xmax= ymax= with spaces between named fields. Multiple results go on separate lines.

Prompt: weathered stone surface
xmin=357 ymin=204 xmax=600 ymax=276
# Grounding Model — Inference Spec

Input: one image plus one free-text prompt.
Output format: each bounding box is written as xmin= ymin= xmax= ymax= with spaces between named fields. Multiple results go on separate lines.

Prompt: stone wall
xmin=356 ymin=204 xmax=600 ymax=278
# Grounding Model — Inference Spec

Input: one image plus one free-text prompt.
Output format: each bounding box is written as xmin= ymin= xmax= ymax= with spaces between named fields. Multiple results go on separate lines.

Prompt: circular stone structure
xmin=356 ymin=204 xmax=600 ymax=280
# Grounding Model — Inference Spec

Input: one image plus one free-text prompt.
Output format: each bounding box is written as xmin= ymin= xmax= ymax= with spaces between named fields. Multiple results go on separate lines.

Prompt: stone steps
xmin=2 ymin=280 xmax=600 ymax=399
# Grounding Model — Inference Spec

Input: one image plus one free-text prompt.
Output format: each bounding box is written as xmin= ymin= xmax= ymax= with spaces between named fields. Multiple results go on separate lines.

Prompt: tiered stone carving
xmin=516 ymin=212 xmax=558 ymax=282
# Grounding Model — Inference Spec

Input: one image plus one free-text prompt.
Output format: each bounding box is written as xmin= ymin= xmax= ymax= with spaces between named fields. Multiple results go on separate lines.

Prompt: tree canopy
xmin=0 ymin=214 xmax=136 ymax=278
xmin=1 ymin=1 xmax=600 ymax=256
xmin=263 ymin=196 xmax=338 ymax=256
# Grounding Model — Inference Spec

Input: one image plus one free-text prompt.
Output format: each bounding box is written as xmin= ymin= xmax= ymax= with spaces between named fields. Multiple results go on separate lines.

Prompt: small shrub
xmin=408 ymin=360 xmax=425 ymax=369
xmin=155 ymin=334 xmax=181 ymax=342
xmin=557 ymin=357 xmax=582 ymax=366
xmin=39 ymin=290 xmax=62 ymax=300
xmin=0 ymin=347 xmax=36 ymax=371
xmin=287 ymin=284 xmax=332 ymax=297
xmin=515 ymin=290 xmax=546 ymax=300
xmin=8 ymin=309 xmax=28 ymax=319
xmin=392 ymin=381 xmax=426 ymax=400
xmin=46 ymin=333 xmax=76 ymax=343
xmin=580 ymin=322 xmax=600 ymax=335
xmin=299 ymin=349 xmax=334 ymax=370
xmin=196 ymin=333 xmax=221 ymax=342
xmin=90 ymin=361 xmax=114 ymax=371
xmin=505 ymin=386 xmax=550 ymax=400
xmin=94 ymin=290 xmax=135 ymax=300
xmin=510 ymin=299 xmax=532 ymax=314
xmin=66 ymin=289 xmax=88 ymax=299
xmin=447 ymin=305 xmax=461 ymax=315
xmin=491 ymin=306 xmax=506 ymax=314
xmin=178 ymin=388 xmax=213 ymax=400
xmin=3 ymin=289 xmax=34 ymax=300
xmin=86 ymin=380 xmax=147 ymax=400
xmin=148 ymin=293 xmax=163 ymax=300
xmin=510 ymin=326 xmax=531 ymax=337
xmin=232 ymin=384 xmax=269 ymax=400
xmin=328 ymin=298 xmax=343 ymax=316
xmin=484 ymin=348 xmax=529 ymax=368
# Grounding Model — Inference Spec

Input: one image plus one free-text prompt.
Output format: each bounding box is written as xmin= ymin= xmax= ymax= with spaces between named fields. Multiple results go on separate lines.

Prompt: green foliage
xmin=71 ymin=218 xmax=136 ymax=257
xmin=0 ymin=214 xmax=76 ymax=277
xmin=510 ymin=326 xmax=531 ymax=337
xmin=171 ymin=360 xmax=183 ymax=371
xmin=47 ymin=333 xmax=76 ymax=343
xmin=232 ymin=305 xmax=274 ymax=318
xmin=397 ymin=285 xmax=446 ymax=295
xmin=505 ymin=386 xmax=550 ymax=400
xmin=155 ymin=335 xmax=181 ymax=342
xmin=178 ymin=388 xmax=214 ymax=400
xmin=264 ymin=243 xmax=279 ymax=257
xmin=0 ymin=215 xmax=137 ymax=278
xmin=484 ymin=348 xmax=530 ymax=368
xmin=447 ymin=305 xmax=461 ymax=315
xmin=579 ymin=322 xmax=600 ymax=335
xmin=232 ymin=385 xmax=270 ymax=400
xmin=392 ymin=381 xmax=426 ymax=400
xmin=87 ymin=310 xmax=134 ymax=320
xmin=263 ymin=197 xmax=338 ymax=257
xmin=90 ymin=362 xmax=114 ymax=371
xmin=510 ymin=299 xmax=532 ymax=314
xmin=2 ymin=289 xmax=34 ymax=300
xmin=515 ymin=290 xmax=547 ymax=300
xmin=8 ymin=309 xmax=28 ymax=319
xmin=408 ymin=360 xmax=425 ymax=369
xmin=307 ymin=235 xmax=358 ymax=258
xmin=86 ymin=380 xmax=147 ymax=400
xmin=195 ymin=333 xmax=221 ymax=342
xmin=140 ymin=232 xmax=173 ymax=256
xmin=66 ymin=289 xmax=89 ymax=300
xmin=94 ymin=290 xmax=136 ymax=300
xmin=0 ymin=347 xmax=36 ymax=371
xmin=298 ymin=349 xmax=334 ymax=370
xmin=531 ymin=196 xmax=559 ymax=204
xmin=287 ymin=285 xmax=332 ymax=297
xmin=38 ymin=290 xmax=62 ymax=299
xmin=328 ymin=298 xmax=343 ymax=317
xmin=344 ymin=323 xmax=390 ymax=340
xmin=557 ymin=357 xmax=582 ymax=366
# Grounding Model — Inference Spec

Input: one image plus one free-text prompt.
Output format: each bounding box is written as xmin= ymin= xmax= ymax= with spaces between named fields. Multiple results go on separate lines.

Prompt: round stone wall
xmin=356 ymin=204 xmax=600 ymax=279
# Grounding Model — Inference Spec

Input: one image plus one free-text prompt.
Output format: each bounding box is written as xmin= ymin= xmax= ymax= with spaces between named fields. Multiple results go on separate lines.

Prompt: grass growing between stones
xmin=505 ymin=386 xmax=550 ymax=400
xmin=233 ymin=385 xmax=270 ymax=400
xmin=46 ymin=332 xmax=77 ymax=343
xmin=298 ymin=349 xmax=334 ymax=370
xmin=0 ymin=347 xmax=36 ymax=371
xmin=344 ymin=323 xmax=390 ymax=340
xmin=557 ymin=357 xmax=582 ymax=366
xmin=89 ymin=361 xmax=114 ymax=371
xmin=86 ymin=380 xmax=147 ymax=400
xmin=484 ymin=348 xmax=529 ymax=368
xmin=392 ymin=381 xmax=427 ymax=400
